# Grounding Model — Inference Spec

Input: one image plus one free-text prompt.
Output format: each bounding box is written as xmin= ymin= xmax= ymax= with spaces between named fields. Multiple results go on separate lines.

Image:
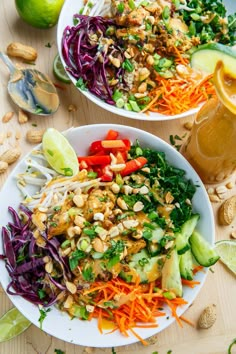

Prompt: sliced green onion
xmin=112 ymin=89 xmax=123 ymax=102
xmin=128 ymin=0 xmax=136 ymax=10
xmin=61 ymin=240 xmax=71 ymax=249
xmin=122 ymin=58 xmax=134 ymax=72
xmin=116 ymin=98 xmax=125 ymax=108
xmin=129 ymin=100 xmax=141 ymax=112
xmin=117 ymin=2 xmax=125 ymax=13
xmin=162 ymin=6 xmax=170 ymax=20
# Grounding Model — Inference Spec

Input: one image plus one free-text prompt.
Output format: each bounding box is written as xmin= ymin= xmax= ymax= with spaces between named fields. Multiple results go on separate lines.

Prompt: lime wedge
xmin=53 ymin=53 xmax=71 ymax=84
xmin=215 ymin=240 xmax=236 ymax=275
xmin=0 ymin=307 xmax=31 ymax=343
xmin=190 ymin=43 xmax=236 ymax=77
xmin=42 ymin=128 xmax=79 ymax=176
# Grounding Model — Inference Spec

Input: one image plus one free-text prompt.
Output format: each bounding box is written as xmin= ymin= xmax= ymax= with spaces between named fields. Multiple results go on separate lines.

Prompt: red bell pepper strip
xmin=105 ymin=129 xmax=119 ymax=140
xmin=120 ymin=157 xmax=148 ymax=177
xmin=89 ymin=139 xmax=131 ymax=154
xmin=78 ymin=155 xmax=111 ymax=166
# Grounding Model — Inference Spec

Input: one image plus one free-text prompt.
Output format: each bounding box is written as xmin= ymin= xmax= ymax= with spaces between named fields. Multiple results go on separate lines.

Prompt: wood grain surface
xmin=0 ymin=2 xmax=236 ymax=354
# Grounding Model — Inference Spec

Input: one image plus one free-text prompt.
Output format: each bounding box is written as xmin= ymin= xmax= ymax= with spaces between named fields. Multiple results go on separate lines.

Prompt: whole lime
xmin=15 ymin=0 xmax=65 ymax=29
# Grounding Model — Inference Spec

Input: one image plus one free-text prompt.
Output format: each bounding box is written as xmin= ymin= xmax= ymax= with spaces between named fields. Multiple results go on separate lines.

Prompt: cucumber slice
xmin=179 ymin=249 xmax=194 ymax=280
xmin=161 ymin=248 xmax=182 ymax=297
xmin=120 ymin=249 xmax=164 ymax=283
xmin=175 ymin=214 xmax=200 ymax=255
xmin=189 ymin=231 xmax=220 ymax=267
xmin=190 ymin=43 xmax=236 ymax=76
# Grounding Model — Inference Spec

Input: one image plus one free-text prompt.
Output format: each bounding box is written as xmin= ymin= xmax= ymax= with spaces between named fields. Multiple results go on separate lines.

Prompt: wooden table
xmin=0 ymin=2 xmax=236 ymax=353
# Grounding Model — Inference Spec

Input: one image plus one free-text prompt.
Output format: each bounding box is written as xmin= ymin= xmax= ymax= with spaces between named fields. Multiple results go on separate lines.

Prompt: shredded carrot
xmin=193 ymin=265 xmax=204 ymax=274
xmin=53 ymin=82 xmax=67 ymax=90
xmin=181 ymin=278 xmax=201 ymax=288
xmin=141 ymin=51 xmax=216 ymax=116
xmin=129 ymin=328 xmax=149 ymax=346
xmin=81 ymin=277 xmax=190 ymax=343
xmin=180 ymin=315 xmax=195 ymax=328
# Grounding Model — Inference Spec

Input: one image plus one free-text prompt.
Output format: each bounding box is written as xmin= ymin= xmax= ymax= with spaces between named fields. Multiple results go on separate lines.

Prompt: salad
xmin=61 ymin=0 xmax=236 ymax=115
xmin=0 ymin=129 xmax=219 ymax=342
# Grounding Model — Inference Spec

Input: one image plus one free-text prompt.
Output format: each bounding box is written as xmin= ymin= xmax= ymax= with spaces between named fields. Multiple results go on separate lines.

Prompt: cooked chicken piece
xmin=111 ymin=0 xmax=148 ymax=26
xmin=83 ymin=188 xmax=116 ymax=221
xmin=114 ymin=235 xmax=146 ymax=256
xmin=48 ymin=211 xmax=73 ymax=238
xmin=116 ymin=27 xmax=146 ymax=41
xmin=126 ymin=7 xmax=149 ymax=27
xmin=47 ymin=198 xmax=74 ymax=238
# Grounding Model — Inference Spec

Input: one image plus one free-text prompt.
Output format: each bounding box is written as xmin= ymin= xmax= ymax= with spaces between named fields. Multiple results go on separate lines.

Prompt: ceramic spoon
xmin=0 ymin=52 xmax=59 ymax=115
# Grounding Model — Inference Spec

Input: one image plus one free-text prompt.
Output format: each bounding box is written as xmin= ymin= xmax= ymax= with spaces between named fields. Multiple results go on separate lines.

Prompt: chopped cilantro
xmin=38 ymin=307 xmax=51 ymax=330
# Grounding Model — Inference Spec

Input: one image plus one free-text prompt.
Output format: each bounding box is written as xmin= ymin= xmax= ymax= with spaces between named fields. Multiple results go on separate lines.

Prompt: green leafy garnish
xmin=69 ymin=249 xmax=86 ymax=270
xmin=38 ymin=307 xmax=51 ymax=330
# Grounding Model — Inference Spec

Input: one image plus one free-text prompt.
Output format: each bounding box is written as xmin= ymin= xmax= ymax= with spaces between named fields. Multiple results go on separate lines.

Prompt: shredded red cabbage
xmin=0 ymin=205 xmax=71 ymax=307
xmin=62 ymin=15 xmax=125 ymax=104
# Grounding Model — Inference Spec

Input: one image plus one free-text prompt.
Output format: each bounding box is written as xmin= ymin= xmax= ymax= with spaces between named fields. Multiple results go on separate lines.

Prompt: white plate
xmin=57 ymin=0 xmax=236 ymax=121
xmin=0 ymin=124 xmax=214 ymax=347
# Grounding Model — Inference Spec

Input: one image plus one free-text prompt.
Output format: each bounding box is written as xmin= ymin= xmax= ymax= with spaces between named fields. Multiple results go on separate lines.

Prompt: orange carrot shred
xmin=182 ymin=278 xmax=201 ymax=288
xmin=180 ymin=315 xmax=195 ymax=327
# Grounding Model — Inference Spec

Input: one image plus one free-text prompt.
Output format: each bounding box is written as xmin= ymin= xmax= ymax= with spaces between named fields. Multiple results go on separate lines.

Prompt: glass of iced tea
xmin=181 ymin=61 xmax=236 ymax=184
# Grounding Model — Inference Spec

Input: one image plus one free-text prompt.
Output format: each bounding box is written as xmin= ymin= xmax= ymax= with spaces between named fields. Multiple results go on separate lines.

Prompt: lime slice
xmin=0 ymin=307 xmax=31 ymax=343
xmin=190 ymin=43 xmax=236 ymax=77
xmin=53 ymin=54 xmax=71 ymax=84
xmin=42 ymin=128 xmax=79 ymax=176
xmin=215 ymin=240 xmax=236 ymax=275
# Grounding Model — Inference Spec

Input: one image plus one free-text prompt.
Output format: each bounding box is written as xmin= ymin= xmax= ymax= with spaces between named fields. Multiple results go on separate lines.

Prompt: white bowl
xmin=0 ymin=124 xmax=214 ymax=347
xmin=57 ymin=0 xmax=235 ymax=121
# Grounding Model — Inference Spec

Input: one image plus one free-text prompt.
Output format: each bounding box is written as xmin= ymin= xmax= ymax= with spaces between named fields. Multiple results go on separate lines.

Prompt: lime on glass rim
xmin=215 ymin=240 xmax=236 ymax=275
xmin=53 ymin=54 xmax=71 ymax=84
xmin=42 ymin=128 xmax=79 ymax=176
xmin=0 ymin=307 xmax=31 ymax=343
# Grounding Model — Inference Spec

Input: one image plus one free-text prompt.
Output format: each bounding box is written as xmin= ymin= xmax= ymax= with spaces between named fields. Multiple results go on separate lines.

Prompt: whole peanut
xmin=26 ymin=129 xmax=44 ymax=144
xmin=0 ymin=148 xmax=21 ymax=165
xmin=7 ymin=42 xmax=37 ymax=61
xmin=0 ymin=161 xmax=8 ymax=174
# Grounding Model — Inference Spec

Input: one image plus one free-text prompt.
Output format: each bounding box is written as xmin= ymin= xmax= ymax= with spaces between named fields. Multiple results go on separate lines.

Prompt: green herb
xmin=103 ymin=240 xmax=125 ymax=261
xmin=38 ymin=289 xmax=46 ymax=300
xmin=112 ymin=347 xmax=117 ymax=354
xmin=35 ymin=104 xmax=44 ymax=114
xmin=107 ymin=254 xmax=120 ymax=269
xmin=82 ymin=266 xmax=94 ymax=281
xmin=167 ymin=351 xmax=172 ymax=354
xmin=76 ymin=77 xmax=87 ymax=90
xmin=69 ymin=249 xmax=86 ymax=270
xmin=54 ymin=349 xmax=65 ymax=354
xmin=38 ymin=307 xmax=51 ymax=330
xmin=117 ymin=2 xmax=125 ymax=13
xmin=45 ymin=42 xmax=52 ymax=48
xmin=50 ymin=222 xmax=58 ymax=227
xmin=83 ymin=227 xmax=97 ymax=238
xmin=53 ymin=205 xmax=61 ymax=211
xmin=228 ymin=338 xmax=236 ymax=354
xmin=32 ymin=123 xmax=37 ymax=127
